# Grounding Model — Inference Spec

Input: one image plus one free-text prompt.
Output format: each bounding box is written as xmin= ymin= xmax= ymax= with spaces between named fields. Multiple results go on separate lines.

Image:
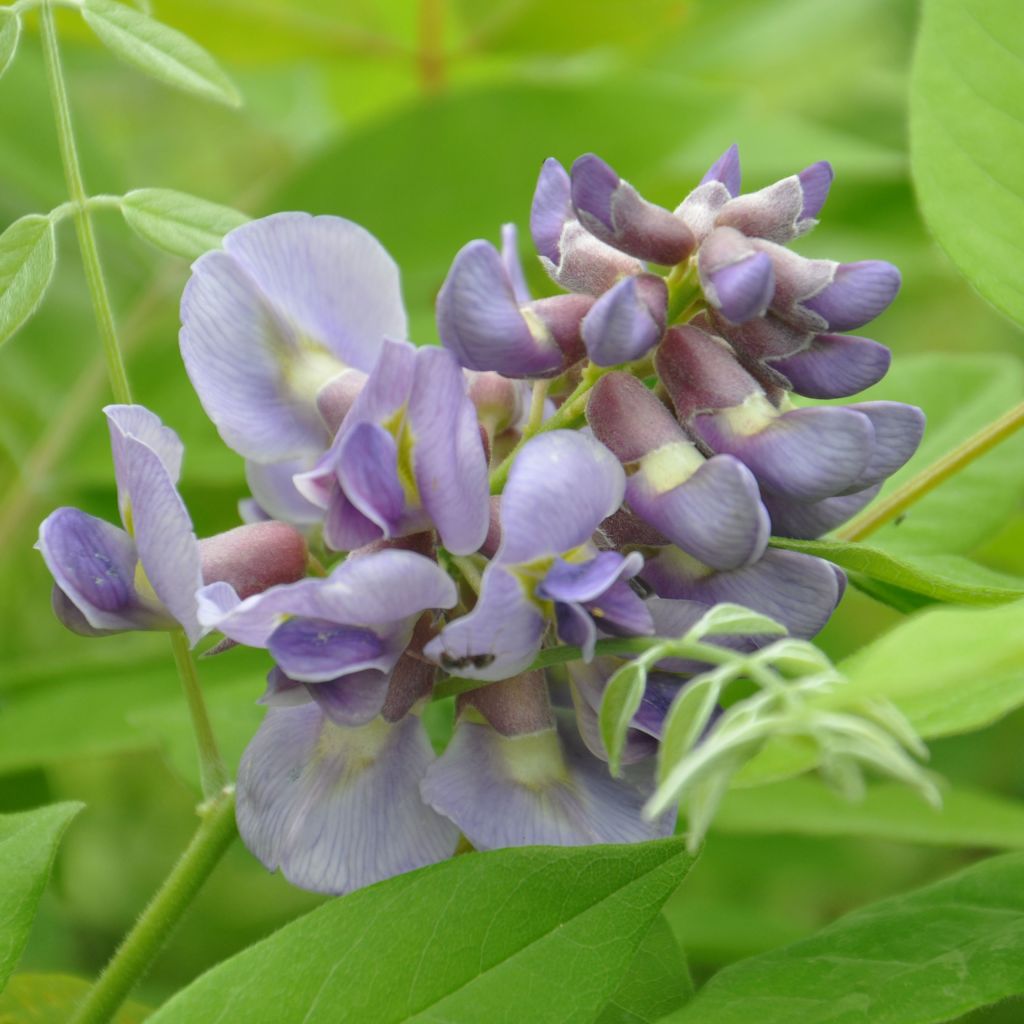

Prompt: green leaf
xmin=0 ymin=973 xmax=150 ymax=1022
xmin=656 ymin=674 xmax=724 ymax=786
xmin=80 ymin=0 xmax=241 ymax=108
xmin=687 ymin=603 xmax=787 ymax=639
xmin=0 ymin=214 xmax=55 ymax=347
xmin=910 ymin=0 xmax=1024 ymax=328
xmin=771 ymin=538 xmax=1024 ymax=606
xmin=148 ymin=839 xmax=694 ymax=1024
xmin=596 ymin=915 xmax=693 ymax=1024
xmin=120 ymin=189 xmax=248 ymax=260
xmin=0 ymin=803 xmax=83 ymax=989
xmin=662 ymin=851 xmax=1024 ymax=1024
xmin=831 ymin=599 xmax=1024 ymax=738
xmin=0 ymin=10 xmax=20 ymax=79
xmin=715 ymin=778 xmax=1024 ymax=849
xmin=600 ymin=661 xmax=649 ymax=775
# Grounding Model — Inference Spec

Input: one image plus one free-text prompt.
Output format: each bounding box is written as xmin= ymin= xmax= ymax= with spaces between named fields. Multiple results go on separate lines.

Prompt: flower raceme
xmin=37 ymin=145 xmax=927 ymax=896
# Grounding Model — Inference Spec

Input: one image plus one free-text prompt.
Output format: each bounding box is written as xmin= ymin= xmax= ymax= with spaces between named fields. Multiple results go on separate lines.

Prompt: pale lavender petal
xmin=424 ymin=565 xmax=545 ymax=682
xmin=798 ymin=161 xmax=834 ymax=220
xmin=237 ymin=707 xmax=457 ymax=895
xmin=704 ymin=251 xmax=775 ymax=324
xmin=843 ymin=401 xmax=925 ymax=491
xmin=501 ymin=222 xmax=531 ymax=304
xmin=762 ymin=484 xmax=882 ymax=540
xmin=700 ymin=144 xmax=741 ymax=196
xmin=537 ymin=550 xmax=638 ymax=604
xmin=802 ymin=260 xmax=901 ymax=332
xmin=581 ymin=274 xmax=667 ymax=366
xmin=323 ymin=488 xmax=385 ymax=552
xmin=259 ymin=666 xmax=312 ymax=708
xmin=498 ymin=431 xmax=625 ymax=564
xmin=420 ymin=716 xmax=674 ymax=849
xmin=307 ymin=669 xmax=390 ymax=726
xmin=336 ymin=421 xmax=408 ymax=536
xmin=437 ymin=240 xmax=563 ymax=376
xmin=627 ymin=453 xmax=769 ymax=570
xmin=198 ymin=577 xmax=326 ymax=646
xmin=104 ymin=405 xmax=183 ymax=526
xmin=408 ymin=346 xmax=490 ymax=555
xmin=530 ymin=157 xmax=573 ymax=262
xmin=316 ymin=368 xmax=368 ymax=435
xmin=245 ymin=456 xmax=324 ymax=528
xmin=588 ymin=578 xmax=654 ymax=638
xmin=238 ymin=498 xmax=269 ymax=524
xmin=268 ymin=617 xmax=390 ymax=683
xmin=770 ymin=334 xmax=891 ymax=399
xmin=555 ymin=600 xmax=598 ymax=658
xmin=695 ymin=406 xmax=874 ymax=502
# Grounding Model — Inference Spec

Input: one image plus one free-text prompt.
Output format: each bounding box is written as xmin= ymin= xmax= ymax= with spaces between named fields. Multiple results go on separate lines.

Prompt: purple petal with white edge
xmin=802 ymin=260 xmax=901 ymax=332
xmin=335 ymin=421 xmax=408 ymax=537
xmin=501 ymin=223 xmax=531 ymax=305
xmin=770 ymin=334 xmax=892 ymax=399
xmin=498 ymin=431 xmax=625 ymax=564
xmin=245 ymin=456 xmax=324 ymax=527
xmin=641 ymin=547 xmax=842 ymax=639
xmin=268 ymin=617 xmax=390 ymax=683
xmin=674 ymin=181 xmax=732 ymax=242
xmin=181 ymin=249 xmax=331 ymax=462
xmin=307 ymin=669 xmax=390 ymax=726
xmin=259 ymin=666 xmax=312 ymax=708
xmin=705 ymin=251 xmax=775 ymax=324
xmin=715 ymin=176 xmax=805 ymax=244
xmin=51 ymin=586 xmax=121 ymax=637
xmin=223 ymin=213 xmax=407 ymax=372
xmin=843 ymin=401 xmax=925 ymax=491
xmin=537 ymin=550 xmax=640 ymax=604
xmin=539 ymin=220 xmax=644 ymax=297
xmin=105 ymin=405 xmax=184 ymax=527
xmin=238 ymin=706 xmax=457 ymax=895
xmin=437 ymin=240 xmax=563 ymax=376
xmin=424 ymin=565 xmax=545 ymax=682
xmin=37 ymin=508 xmax=158 ymax=632
xmin=627 ymin=453 xmax=769 ymax=570
xmin=420 ymin=716 xmax=674 ymax=849
xmin=695 ymin=405 xmax=874 ymax=502
xmin=408 ymin=346 xmax=490 ymax=555
xmin=531 ymin=157 xmax=573 ymax=263
xmin=555 ymin=600 xmax=598 ymax=659
xmin=761 ymin=484 xmax=882 ymax=540
xmin=798 ymin=161 xmax=834 ymax=220
xmin=581 ymin=274 xmax=666 ymax=366
xmin=700 ymin=144 xmax=741 ymax=196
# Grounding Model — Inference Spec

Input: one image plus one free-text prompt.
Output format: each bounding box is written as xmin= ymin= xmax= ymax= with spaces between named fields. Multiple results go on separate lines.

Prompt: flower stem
xmin=836 ymin=400 xmax=1024 ymax=542
xmin=68 ymin=790 xmax=238 ymax=1024
xmin=39 ymin=0 xmax=132 ymax=405
xmin=168 ymin=630 xmax=230 ymax=800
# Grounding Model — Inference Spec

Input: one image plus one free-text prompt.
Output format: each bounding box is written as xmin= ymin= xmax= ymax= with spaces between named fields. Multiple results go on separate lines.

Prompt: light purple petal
xmin=342 ymin=337 xmax=417 ymax=426
xmin=581 ymin=274 xmax=667 ymax=366
xmin=587 ymin=578 xmax=655 ymax=638
xmin=537 ymin=550 xmax=638 ymax=604
xmin=323 ymin=488 xmax=385 ymax=552
xmin=761 ymin=484 xmax=882 ymax=540
xmin=797 ymin=161 xmax=834 ymax=220
xmin=498 ymin=431 xmax=625 ymax=564
xmin=770 ymin=334 xmax=892 ymax=399
xmin=336 ymin=421 xmax=408 ymax=537
xmin=259 ymin=666 xmax=312 ymax=708
xmin=530 ymin=157 xmax=573 ymax=263
xmin=408 ymin=346 xmax=490 ymax=555
xmin=437 ymin=240 xmax=563 ymax=376
xmin=843 ymin=401 xmax=925 ymax=491
xmin=307 ymin=669 xmax=391 ymax=726
xmin=268 ymin=617 xmax=390 ymax=683
xmin=420 ymin=716 xmax=674 ymax=849
xmin=555 ymin=600 xmax=599 ymax=659
xmin=704 ymin=251 xmax=775 ymax=324
xmin=245 ymin=456 xmax=324 ymax=527
xmin=802 ymin=260 xmax=901 ymax=332
xmin=700 ymin=144 xmax=741 ymax=196
xmin=627 ymin=453 xmax=769 ymax=570
xmin=501 ymin=222 xmax=531 ymax=304
xmin=237 ymin=707 xmax=457 ymax=894
xmin=424 ymin=565 xmax=545 ymax=682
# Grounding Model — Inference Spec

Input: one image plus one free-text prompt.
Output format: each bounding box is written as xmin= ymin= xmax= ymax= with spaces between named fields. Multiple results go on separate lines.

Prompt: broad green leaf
xmin=771 ymin=538 xmax=1024 ymax=606
xmin=149 ymin=839 xmax=694 ymax=1024
xmin=120 ymin=189 xmax=248 ymax=260
xmin=0 ymin=214 xmax=55 ymax=346
xmin=0 ymin=10 xmax=19 ymax=79
xmin=0 ymin=803 xmax=83 ymax=989
xmin=81 ymin=0 xmax=241 ymax=108
xmin=831 ymin=599 xmax=1024 ymax=738
xmin=910 ymin=0 xmax=1024 ymax=328
xmin=715 ymin=778 xmax=1024 ymax=849
xmin=663 ymin=851 xmax=1024 ymax=1024
xmin=0 ymin=973 xmax=149 ymax=1022
xmin=687 ymin=603 xmax=787 ymax=639
xmin=596 ymin=915 xmax=693 ymax=1024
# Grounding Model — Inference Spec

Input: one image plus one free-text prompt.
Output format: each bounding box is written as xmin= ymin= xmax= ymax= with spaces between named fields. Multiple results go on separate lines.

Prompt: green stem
xmin=836 ymin=400 xmax=1024 ymax=542
xmin=69 ymin=791 xmax=238 ymax=1024
xmin=40 ymin=1 xmax=132 ymax=405
xmin=168 ymin=630 xmax=230 ymax=800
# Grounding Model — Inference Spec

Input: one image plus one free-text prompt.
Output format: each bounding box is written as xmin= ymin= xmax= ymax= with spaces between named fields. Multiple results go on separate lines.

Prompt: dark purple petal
xmin=586 ymin=578 xmax=654 ymax=638
xmin=802 ymin=260 xmax=901 ymax=332
xmin=704 ymin=251 xmax=775 ymax=324
xmin=530 ymin=158 xmax=572 ymax=263
xmin=268 ymin=617 xmax=389 ymax=683
xmin=797 ymin=161 xmax=834 ymax=220
xmin=555 ymin=599 xmax=598 ymax=658
xmin=581 ymin=274 xmax=667 ymax=366
xmin=421 ymin=715 xmax=675 ymax=848
xmin=237 ymin=707 xmax=457 ymax=894
xmin=424 ymin=565 xmax=545 ymax=682
xmin=770 ymin=334 xmax=892 ymax=399
xmin=436 ymin=240 xmax=564 ymax=377
xmin=259 ymin=666 xmax=312 ymax=707
xmin=843 ymin=401 xmax=925 ymax=491
xmin=336 ymin=421 xmax=408 ymax=537
xmin=498 ymin=431 xmax=625 ymax=564
xmin=700 ymin=144 xmax=741 ymax=196
xmin=762 ymin=484 xmax=882 ymax=540
xmin=537 ymin=550 xmax=638 ymax=604
xmin=627 ymin=452 xmax=769 ymax=570
xmin=307 ymin=669 xmax=390 ymax=726
xmin=694 ymin=406 xmax=875 ymax=502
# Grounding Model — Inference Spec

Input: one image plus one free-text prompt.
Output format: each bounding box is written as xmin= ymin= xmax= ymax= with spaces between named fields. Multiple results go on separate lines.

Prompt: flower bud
xmin=581 ymin=274 xmax=667 ymax=366
xmin=199 ymin=521 xmax=307 ymax=600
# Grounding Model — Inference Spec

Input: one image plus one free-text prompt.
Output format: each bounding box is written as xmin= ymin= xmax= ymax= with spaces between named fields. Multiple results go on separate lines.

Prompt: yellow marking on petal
xmin=501 ymin=729 xmax=571 ymax=789
xmin=282 ymin=334 xmax=346 ymax=407
xmin=313 ymin=715 xmax=391 ymax=783
xmin=133 ymin=559 xmax=159 ymax=604
xmin=639 ymin=441 xmax=704 ymax=494
xmin=719 ymin=391 xmax=778 ymax=437
xmin=380 ymin=404 xmax=422 ymax=507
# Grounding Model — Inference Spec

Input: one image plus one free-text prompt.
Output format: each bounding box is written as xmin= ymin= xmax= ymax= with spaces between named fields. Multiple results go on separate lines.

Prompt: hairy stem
xmin=69 ymin=791 xmax=238 ymax=1024
xmin=40 ymin=1 xmax=132 ymax=405
xmin=169 ymin=630 xmax=230 ymax=800
xmin=836 ymin=400 xmax=1024 ymax=541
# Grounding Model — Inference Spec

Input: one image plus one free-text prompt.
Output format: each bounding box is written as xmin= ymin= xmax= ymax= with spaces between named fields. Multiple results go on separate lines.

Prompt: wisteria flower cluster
xmin=37 ymin=146 xmax=926 ymax=895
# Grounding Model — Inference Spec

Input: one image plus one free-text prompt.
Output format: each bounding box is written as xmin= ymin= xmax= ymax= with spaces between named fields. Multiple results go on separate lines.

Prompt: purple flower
xmin=180 ymin=213 xmax=405 ymax=463
xmin=293 ymin=339 xmax=490 ymax=555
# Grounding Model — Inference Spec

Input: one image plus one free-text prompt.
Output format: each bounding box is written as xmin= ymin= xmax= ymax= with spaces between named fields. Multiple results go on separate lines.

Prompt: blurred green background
xmin=0 ymin=0 xmax=1021 ymax=1012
